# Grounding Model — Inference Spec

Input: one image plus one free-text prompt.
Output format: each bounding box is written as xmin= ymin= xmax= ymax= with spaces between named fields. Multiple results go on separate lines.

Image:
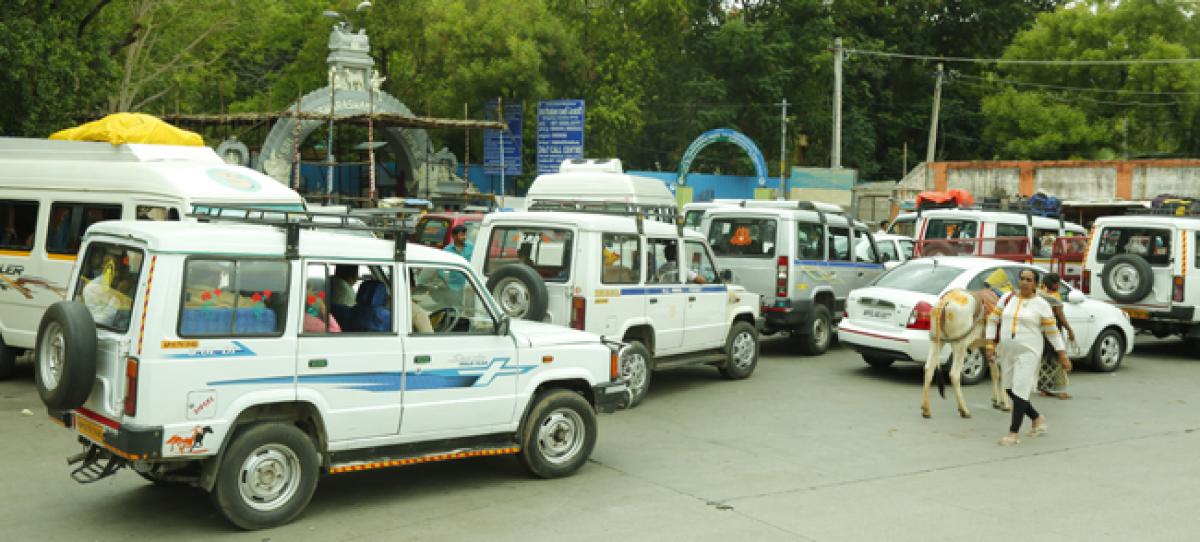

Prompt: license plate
xmin=75 ymin=415 xmax=105 ymax=443
xmin=1123 ymin=308 xmax=1149 ymax=320
xmin=863 ymin=309 xmax=892 ymax=319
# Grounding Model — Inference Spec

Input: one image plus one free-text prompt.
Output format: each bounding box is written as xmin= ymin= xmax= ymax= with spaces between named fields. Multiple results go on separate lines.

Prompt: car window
xmin=647 ymin=238 xmax=681 ymax=284
xmin=888 ymin=217 xmax=915 ymax=237
xmin=0 ymin=199 xmax=37 ymax=251
xmin=74 ymin=242 xmax=145 ymax=332
xmin=416 ymin=219 xmax=451 ymax=247
xmin=899 ymin=240 xmax=914 ymax=259
xmin=601 ymin=233 xmax=640 ymax=284
xmin=797 ymin=222 xmax=825 ymax=260
xmin=1096 ymin=226 xmax=1172 ymax=266
xmin=853 ymin=230 xmax=878 ymax=262
xmin=1033 ymin=228 xmax=1059 ymax=258
xmin=408 ymin=265 xmax=496 ymax=334
xmin=484 ymin=226 xmax=573 ymax=282
xmin=996 ymin=223 xmax=1027 ymax=238
xmin=179 ymin=258 xmax=289 ymax=337
xmin=684 ymin=210 xmax=705 ymax=229
xmin=46 ymin=202 xmax=122 ymax=255
xmin=828 ymin=227 xmax=851 ymax=261
xmin=707 ymin=217 xmax=777 ymax=257
xmin=926 ymin=219 xmax=978 ymax=240
xmin=877 ymin=240 xmax=899 ymax=262
xmin=684 ymin=240 xmax=718 ymax=283
xmin=302 ymin=263 xmax=395 ymax=334
xmin=872 ymin=264 xmax=964 ymax=295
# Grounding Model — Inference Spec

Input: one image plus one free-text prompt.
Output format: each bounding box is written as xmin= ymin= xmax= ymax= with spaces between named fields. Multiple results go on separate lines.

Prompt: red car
xmin=411 ymin=212 xmax=483 ymax=249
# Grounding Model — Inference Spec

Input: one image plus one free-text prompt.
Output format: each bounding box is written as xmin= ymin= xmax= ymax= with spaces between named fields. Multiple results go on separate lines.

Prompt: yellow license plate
xmin=1123 ymin=308 xmax=1150 ymax=320
xmin=75 ymin=415 xmax=105 ymax=443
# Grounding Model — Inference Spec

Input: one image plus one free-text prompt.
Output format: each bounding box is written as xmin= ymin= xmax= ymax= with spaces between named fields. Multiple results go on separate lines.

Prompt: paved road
xmin=2 ymin=337 xmax=1197 ymax=541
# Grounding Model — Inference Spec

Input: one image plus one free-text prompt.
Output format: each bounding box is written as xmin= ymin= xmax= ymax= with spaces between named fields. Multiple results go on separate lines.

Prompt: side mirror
xmin=1067 ymin=290 xmax=1085 ymax=304
xmin=496 ymin=315 xmax=511 ymax=336
xmin=720 ymin=269 xmax=733 ymax=283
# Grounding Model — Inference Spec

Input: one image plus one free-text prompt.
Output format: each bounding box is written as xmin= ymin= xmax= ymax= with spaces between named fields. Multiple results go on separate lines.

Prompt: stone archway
xmin=255 ymin=89 xmax=431 ymax=195
xmin=676 ymin=128 xmax=769 ymax=189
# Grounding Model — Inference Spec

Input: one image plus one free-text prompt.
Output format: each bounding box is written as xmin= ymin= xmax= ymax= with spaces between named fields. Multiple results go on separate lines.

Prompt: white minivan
xmin=0 ymin=138 xmax=304 ymax=377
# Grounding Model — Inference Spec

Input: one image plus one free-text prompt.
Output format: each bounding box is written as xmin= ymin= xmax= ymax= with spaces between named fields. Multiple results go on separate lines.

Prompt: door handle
xmin=308 ymin=358 xmax=328 ymax=368
xmin=649 ymin=298 xmax=659 ymax=304
xmin=414 ymin=355 xmax=431 ymax=364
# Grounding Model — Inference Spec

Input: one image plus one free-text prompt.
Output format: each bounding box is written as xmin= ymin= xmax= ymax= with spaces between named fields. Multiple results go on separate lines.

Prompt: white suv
xmin=34 ymin=214 xmax=628 ymax=530
xmin=471 ymin=210 xmax=762 ymax=407
xmin=1085 ymin=214 xmax=1200 ymax=342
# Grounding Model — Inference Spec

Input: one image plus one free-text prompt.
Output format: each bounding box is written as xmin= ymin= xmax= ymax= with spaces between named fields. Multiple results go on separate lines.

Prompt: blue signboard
xmin=536 ymin=99 xmax=585 ymax=174
xmin=484 ymin=102 xmax=522 ymax=176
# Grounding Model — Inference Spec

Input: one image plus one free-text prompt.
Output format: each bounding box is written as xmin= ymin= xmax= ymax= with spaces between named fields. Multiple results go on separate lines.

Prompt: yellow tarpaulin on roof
xmin=50 ymin=113 xmax=203 ymax=146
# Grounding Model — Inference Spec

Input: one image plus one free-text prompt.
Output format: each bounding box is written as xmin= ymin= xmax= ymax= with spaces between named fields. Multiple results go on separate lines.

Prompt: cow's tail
xmin=935 ymin=361 xmax=947 ymax=398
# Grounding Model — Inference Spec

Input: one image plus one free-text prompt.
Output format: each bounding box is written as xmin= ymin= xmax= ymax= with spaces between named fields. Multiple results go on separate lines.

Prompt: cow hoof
xmin=921 ymin=410 xmax=931 ymax=419
xmin=959 ymin=410 xmax=971 ymax=418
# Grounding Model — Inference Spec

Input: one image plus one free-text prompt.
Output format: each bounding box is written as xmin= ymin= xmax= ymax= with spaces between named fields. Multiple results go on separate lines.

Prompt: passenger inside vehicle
xmin=657 ymin=243 xmax=706 ymax=284
xmin=348 ymin=279 xmax=391 ymax=332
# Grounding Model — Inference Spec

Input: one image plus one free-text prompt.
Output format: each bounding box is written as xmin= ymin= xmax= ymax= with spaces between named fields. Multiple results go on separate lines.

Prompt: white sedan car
xmin=837 ymin=257 xmax=1135 ymax=384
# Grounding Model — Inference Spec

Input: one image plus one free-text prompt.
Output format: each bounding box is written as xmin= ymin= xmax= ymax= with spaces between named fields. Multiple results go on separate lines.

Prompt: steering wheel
xmin=428 ymin=307 xmax=461 ymax=333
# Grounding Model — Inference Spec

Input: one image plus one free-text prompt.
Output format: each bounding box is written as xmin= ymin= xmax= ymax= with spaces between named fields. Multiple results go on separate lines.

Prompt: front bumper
xmin=51 ymin=408 xmax=163 ymax=461
xmin=593 ymin=381 xmax=630 ymax=413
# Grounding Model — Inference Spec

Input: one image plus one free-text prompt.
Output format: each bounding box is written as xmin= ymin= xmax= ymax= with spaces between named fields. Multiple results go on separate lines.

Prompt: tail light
xmin=569 ymin=296 xmax=586 ymax=330
xmin=1173 ymin=276 xmax=1185 ymax=302
xmin=776 ymin=256 xmax=789 ymax=298
xmin=1082 ymin=269 xmax=1091 ymax=294
xmin=907 ymin=301 xmax=933 ymax=330
xmin=123 ymin=357 xmax=139 ymax=417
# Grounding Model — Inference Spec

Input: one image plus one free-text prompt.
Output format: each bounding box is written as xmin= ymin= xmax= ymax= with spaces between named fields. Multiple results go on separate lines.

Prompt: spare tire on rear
xmin=1101 ymin=254 xmax=1155 ymax=303
xmin=36 ymin=301 xmax=97 ymax=410
xmin=486 ymin=264 xmax=549 ymax=321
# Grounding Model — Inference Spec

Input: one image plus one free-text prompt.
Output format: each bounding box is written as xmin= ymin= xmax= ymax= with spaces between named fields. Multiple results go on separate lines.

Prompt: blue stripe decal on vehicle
xmin=792 ymin=260 xmax=884 ymax=269
xmin=206 ymin=358 xmax=536 ymax=392
xmin=618 ymin=285 xmax=728 ymax=296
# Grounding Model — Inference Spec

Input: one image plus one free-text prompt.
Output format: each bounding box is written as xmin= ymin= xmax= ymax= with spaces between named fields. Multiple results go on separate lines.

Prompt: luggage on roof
xmin=49 ymin=113 xmax=203 ymax=147
xmin=916 ymin=189 xmax=975 ymax=210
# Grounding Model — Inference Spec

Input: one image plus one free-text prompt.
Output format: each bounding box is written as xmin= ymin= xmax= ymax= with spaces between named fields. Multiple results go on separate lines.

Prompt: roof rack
xmin=521 ymin=200 xmax=692 ymax=237
xmin=188 ymin=205 xmax=424 ymax=261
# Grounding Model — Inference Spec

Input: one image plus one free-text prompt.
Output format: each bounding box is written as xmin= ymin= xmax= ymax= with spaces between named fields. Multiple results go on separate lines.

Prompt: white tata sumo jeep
xmin=34 ymin=209 xmax=628 ymax=530
xmin=470 ymin=161 xmax=760 ymax=407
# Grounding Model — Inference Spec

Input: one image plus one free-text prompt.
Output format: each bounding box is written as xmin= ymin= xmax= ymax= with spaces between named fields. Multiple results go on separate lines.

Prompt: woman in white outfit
xmin=986 ymin=269 xmax=1072 ymax=445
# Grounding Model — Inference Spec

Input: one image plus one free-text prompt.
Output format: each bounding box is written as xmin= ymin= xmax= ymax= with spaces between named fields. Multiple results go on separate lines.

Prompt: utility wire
xmin=946 ymin=77 xmax=1178 ymax=107
xmin=844 ymin=48 xmax=1200 ymax=66
xmin=950 ymin=72 xmax=1200 ymax=97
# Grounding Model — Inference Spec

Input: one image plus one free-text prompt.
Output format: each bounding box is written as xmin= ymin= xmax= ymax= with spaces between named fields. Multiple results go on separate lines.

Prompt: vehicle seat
xmin=350 ymin=279 xmax=391 ymax=332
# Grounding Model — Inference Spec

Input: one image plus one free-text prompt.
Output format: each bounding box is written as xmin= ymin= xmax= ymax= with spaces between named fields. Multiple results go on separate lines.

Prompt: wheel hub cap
xmin=537 ymin=409 xmax=584 ymax=465
xmin=731 ymin=332 xmax=755 ymax=369
xmin=621 ymin=352 xmax=647 ymax=393
xmin=238 ymin=445 xmax=301 ymax=512
xmin=1112 ymin=264 xmax=1140 ymax=295
xmin=40 ymin=322 xmax=65 ymax=390
xmin=497 ymin=279 xmax=530 ymax=317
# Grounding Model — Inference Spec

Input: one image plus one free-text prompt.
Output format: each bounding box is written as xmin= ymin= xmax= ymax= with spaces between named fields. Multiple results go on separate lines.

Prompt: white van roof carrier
xmin=738 ymin=200 xmax=845 ymax=214
xmin=558 ymin=158 xmax=623 ymax=174
xmin=0 ymin=138 xmax=223 ymax=164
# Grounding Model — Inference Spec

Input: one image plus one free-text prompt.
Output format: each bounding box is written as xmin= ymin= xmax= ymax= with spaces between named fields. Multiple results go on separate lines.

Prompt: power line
xmin=951 ymin=72 xmax=1200 ymax=97
xmin=946 ymin=78 xmax=1178 ymax=107
xmin=844 ymin=48 xmax=1200 ymax=66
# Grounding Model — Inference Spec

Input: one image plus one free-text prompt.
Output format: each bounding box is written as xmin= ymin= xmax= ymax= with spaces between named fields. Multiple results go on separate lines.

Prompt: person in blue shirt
xmin=438 ymin=225 xmax=475 ymax=305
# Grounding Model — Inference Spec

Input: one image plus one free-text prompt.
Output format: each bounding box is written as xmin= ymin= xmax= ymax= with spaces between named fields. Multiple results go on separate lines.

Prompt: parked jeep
xmin=35 ymin=210 xmax=628 ymax=530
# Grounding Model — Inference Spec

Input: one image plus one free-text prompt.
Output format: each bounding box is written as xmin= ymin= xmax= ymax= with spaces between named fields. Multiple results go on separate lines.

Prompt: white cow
xmin=919 ymin=288 xmax=1010 ymax=418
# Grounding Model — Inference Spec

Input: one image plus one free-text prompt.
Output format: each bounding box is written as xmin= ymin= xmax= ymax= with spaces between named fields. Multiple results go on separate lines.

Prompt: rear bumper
xmin=762 ymin=299 xmax=814 ymax=333
xmin=593 ymin=381 xmax=630 ymax=414
xmin=836 ymin=320 xmax=941 ymax=363
xmin=51 ymin=408 xmax=163 ymax=461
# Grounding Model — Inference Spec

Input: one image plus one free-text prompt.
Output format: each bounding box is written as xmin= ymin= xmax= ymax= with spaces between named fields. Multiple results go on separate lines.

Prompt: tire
xmin=518 ymin=389 xmax=597 ymax=479
xmin=944 ymin=347 xmax=987 ymax=385
xmin=486 ymin=264 xmax=549 ymax=321
xmin=862 ymin=355 xmax=894 ymax=369
xmin=797 ymin=304 xmax=833 ymax=356
xmin=211 ymin=423 xmax=320 ymax=531
xmin=0 ymin=339 xmax=15 ymax=380
xmin=618 ymin=340 xmax=652 ymax=408
xmin=719 ymin=321 xmax=758 ymax=379
xmin=1089 ymin=328 xmax=1125 ymax=373
xmin=35 ymin=301 xmax=97 ymax=410
xmin=1101 ymin=254 xmax=1154 ymax=303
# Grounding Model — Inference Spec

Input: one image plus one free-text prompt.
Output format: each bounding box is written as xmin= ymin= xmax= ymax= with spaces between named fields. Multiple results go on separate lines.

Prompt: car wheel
xmin=519 ymin=389 xmax=597 ymax=479
xmin=0 ymin=340 xmax=16 ymax=380
xmin=1101 ymin=254 xmax=1154 ymax=303
xmin=35 ymin=301 xmax=97 ymax=410
xmin=944 ymin=348 xmax=987 ymax=385
xmin=1089 ymin=328 xmax=1125 ymax=372
xmin=211 ymin=423 xmax=320 ymax=531
xmin=862 ymin=355 xmax=894 ymax=369
xmin=798 ymin=305 xmax=833 ymax=356
xmin=619 ymin=341 xmax=652 ymax=407
xmin=719 ymin=322 xmax=758 ymax=380
xmin=486 ymin=264 xmax=549 ymax=321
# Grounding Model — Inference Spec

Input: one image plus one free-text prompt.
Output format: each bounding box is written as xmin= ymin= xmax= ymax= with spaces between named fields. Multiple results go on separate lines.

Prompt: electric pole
xmin=832 ymin=37 xmax=843 ymax=169
xmin=925 ymin=63 xmax=944 ymax=190
xmin=778 ymin=98 xmax=789 ymax=200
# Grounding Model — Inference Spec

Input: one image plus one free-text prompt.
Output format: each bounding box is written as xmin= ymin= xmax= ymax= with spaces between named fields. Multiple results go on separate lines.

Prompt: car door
xmin=645 ymin=237 xmax=686 ymax=355
xmin=682 ymin=240 xmax=726 ymax=349
xmin=852 ymin=227 xmax=885 ymax=288
xmin=826 ymin=226 xmax=859 ymax=307
xmin=295 ymin=262 xmax=404 ymax=443
xmin=1054 ymin=281 xmax=1094 ymax=356
xmin=597 ymin=232 xmax=645 ymax=336
xmin=481 ymin=224 xmax=575 ymax=324
xmin=401 ymin=263 xmax=520 ymax=437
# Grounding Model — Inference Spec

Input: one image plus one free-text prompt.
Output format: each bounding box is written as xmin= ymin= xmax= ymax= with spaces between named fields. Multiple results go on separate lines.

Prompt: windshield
xmin=73 ymin=242 xmax=146 ymax=332
xmin=871 ymin=263 xmax=964 ymax=295
xmin=707 ymin=217 xmax=777 ymax=257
